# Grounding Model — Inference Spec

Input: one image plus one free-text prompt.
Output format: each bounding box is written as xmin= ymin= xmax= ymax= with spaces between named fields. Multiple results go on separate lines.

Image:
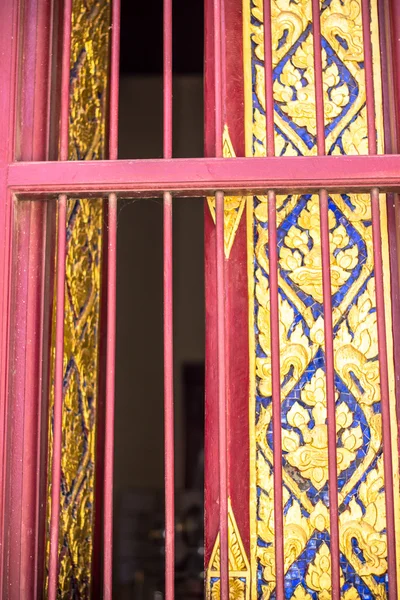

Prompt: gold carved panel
xmin=243 ymin=0 xmax=400 ymax=598
xmin=45 ymin=0 xmax=111 ymax=597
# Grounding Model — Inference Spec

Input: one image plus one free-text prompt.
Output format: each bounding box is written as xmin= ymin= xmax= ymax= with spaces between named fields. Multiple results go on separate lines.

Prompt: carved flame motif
xmin=280 ymin=197 xmax=359 ymax=302
xmin=282 ymin=369 xmax=363 ymax=489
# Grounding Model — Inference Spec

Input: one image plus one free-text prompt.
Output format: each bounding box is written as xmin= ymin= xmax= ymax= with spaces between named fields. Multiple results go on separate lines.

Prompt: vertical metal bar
xmin=370 ymin=189 xmax=398 ymax=600
xmin=361 ymin=2 xmax=398 ymax=596
xmin=103 ymin=0 xmax=121 ymax=596
xmin=311 ymin=0 xmax=326 ymax=157
xmin=262 ymin=2 xmax=285 ymax=598
xmin=311 ymin=3 xmax=341 ymax=600
xmin=213 ymin=0 xmax=228 ymax=596
xmin=103 ymin=191 xmax=117 ymax=600
xmin=215 ymin=189 xmax=229 ymax=600
xmin=47 ymin=194 xmax=67 ymax=600
xmin=163 ymin=0 xmax=175 ymax=598
xmin=361 ymin=0 xmax=377 ymax=154
xmin=47 ymin=0 xmax=72 ymax=596
xmin=262 ymin=0 xmax=275 ymax=157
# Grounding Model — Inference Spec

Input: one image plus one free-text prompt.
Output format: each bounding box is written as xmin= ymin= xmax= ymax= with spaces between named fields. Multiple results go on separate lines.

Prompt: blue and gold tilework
xmin=244 ymin=0 xmax=399 ymax=599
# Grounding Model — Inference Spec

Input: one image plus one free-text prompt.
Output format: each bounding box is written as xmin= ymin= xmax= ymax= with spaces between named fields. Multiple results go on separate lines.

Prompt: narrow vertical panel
xmin=103 ymin=0 xmax=121 ymax=596
xmin=361 ymin=0 xmax=398 ymax=594
xmin=262 ymin=1 xmax=284 ymax=598
xmin=103 ymin=191 xmax=117 ymax=600
xmin=214 ymin=0 xmax=229 ymax=593
xmin=47 ymin=0 xmax=72 ymax=596
xmin=361 ymin=0 xmax=378 ymax=155
xmin=267 ymin=190 xmax=285 ymax=600
xmin=163 ymin=0 xmax=175 ymax=597
xmin=48 ymin=194 xmax=67 ymax=600
xmin=215 ymin=189 xmax=229 ymax=600
xmin=45 ymin=0 xmax=112 ymax=591
xmin=317 ymin=189 xmax=340 ymax=600
xmin=311 ymin=2 xmax=341 ymax=599
xmin=370 ymin=188 xmax=398 ymax=600
xmin=163 ymin=191 xmax=175 ymax=600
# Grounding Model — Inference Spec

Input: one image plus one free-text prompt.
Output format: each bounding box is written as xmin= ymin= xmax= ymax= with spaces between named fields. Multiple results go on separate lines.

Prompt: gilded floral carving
xmin=280 ymin=197 xmax=358 ymax=302
xmin=247 ymin=0 xmax=393 ymax=597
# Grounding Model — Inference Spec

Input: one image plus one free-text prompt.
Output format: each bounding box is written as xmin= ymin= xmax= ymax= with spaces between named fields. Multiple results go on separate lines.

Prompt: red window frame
xmin=0 ymin=0 xmax=400 ymax=599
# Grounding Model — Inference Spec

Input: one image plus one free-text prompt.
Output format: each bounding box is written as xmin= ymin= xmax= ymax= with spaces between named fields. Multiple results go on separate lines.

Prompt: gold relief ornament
xmin=272 ymin=37 xmax=350 ymax=136
xmin=340 ymin=457 xmax=387 ymax=579
xmin=334 ymin=277 xmax=380 ymax=407
xmin=282 ymin=369 xmax=363 ymax=490
xmin=207 ymin=125 xmax=246 ymax=258
xmin=206 ymin=500 xmax=250 ymax=600
xmin=306 ymin=543 xmax=344 ymax=600
xmin=280 ymin=196 xmax=359 ymax=303
xmin=45 ymin=0 xmax=111 ymax=597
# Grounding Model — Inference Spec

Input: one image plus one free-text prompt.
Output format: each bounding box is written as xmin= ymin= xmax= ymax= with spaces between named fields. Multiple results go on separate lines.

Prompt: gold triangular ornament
xmin=207 ymin=126 xmax=246 ymax=258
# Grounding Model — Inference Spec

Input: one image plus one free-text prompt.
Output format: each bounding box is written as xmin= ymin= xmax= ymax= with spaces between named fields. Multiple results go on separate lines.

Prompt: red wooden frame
xmin=0 ymin=0 xmax=400 ymax=599
xmin=7 ymin=155 xmax=400 ymax=196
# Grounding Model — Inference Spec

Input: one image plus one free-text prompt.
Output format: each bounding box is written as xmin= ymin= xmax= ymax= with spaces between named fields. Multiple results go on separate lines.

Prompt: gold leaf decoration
xmin=207 ymin=125 xmax=246 ymax=257
xmin=45 ymin=0 xmax=110 ymax=597
xmin=206 ymin=500 xmax=250 ymax=600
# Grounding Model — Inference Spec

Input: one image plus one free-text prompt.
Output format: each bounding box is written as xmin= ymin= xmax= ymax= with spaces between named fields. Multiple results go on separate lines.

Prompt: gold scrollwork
xmin=45 ymin=0 xmax=111 ymax=597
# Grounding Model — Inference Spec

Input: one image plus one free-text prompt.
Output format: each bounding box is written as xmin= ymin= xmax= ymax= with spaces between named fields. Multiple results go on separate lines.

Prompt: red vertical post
xmin=361 ymin=1 xmax=398 ymax=596
xmin=311 ymin=2 xmax=341 ymax=600
xmin=47 ymin=0 xmax=72 ymax=597
xmin=103 ymin=0 xmax=120 ymax=596
xmin=213 ymin=0 xmax=229 ymax=596
xmin=163 ymin=0 xmax=175 ymax=598
xmin=263 ymin=2 xmax=285 ymax=598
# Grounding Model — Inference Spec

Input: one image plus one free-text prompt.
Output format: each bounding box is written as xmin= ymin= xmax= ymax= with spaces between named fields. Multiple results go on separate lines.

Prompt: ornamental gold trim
xmin=206 ymin=499 xmax=251 ymax=600
xmin=207 ymin=125 xmax=247 ymax=258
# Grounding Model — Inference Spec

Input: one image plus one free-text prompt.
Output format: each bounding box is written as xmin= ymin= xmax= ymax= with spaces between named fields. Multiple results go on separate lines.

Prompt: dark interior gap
xmin=114 ymin=3 xmax=205 ymax=597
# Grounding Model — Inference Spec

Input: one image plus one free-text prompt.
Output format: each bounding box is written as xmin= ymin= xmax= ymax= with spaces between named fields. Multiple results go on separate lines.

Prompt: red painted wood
xmin=0 ymin=0 xmax=23 ymax=596
xmin=9 ymin=155 xmax=400 ymax=196
xmin=7 ymin=1 xmax=53 ymax=597
xmin=103 ymin=0 xmax=121 ymax=596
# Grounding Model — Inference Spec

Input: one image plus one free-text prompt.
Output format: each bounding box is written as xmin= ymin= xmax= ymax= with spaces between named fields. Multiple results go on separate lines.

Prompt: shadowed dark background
xmin=114 ymin=2 xmax=205 ymax=598
xmin=120 ymin=0 xmax=203 ymax=76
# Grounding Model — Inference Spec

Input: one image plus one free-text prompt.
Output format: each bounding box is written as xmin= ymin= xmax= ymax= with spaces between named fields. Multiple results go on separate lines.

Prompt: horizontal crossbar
xmin=6 ymin=154 xmax=400 ymax=197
